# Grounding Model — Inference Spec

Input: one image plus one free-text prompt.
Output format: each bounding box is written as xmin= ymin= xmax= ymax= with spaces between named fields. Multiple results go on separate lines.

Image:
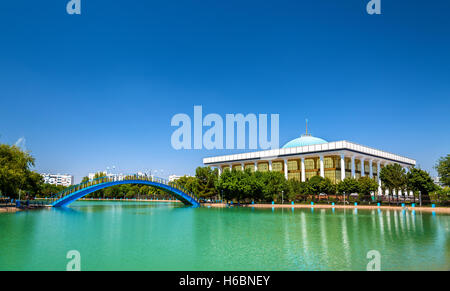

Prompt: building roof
xmin=282 ymin=134 xmax=328 ymax=149
xmin=203 ymin=140 xmax=416 ymax=166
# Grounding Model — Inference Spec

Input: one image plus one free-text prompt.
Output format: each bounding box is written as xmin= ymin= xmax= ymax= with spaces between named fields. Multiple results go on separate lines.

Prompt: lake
xmin=0 ymin=201 xmax=448 ymax=270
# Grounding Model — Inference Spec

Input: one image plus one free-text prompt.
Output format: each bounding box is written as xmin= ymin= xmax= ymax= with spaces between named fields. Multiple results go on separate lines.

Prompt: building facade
xmin=41 ymin=173 xmax=74 ymax=187
xmin=88 ymin=171 xmax=155 ymax=181
xmin=88 ymin=172 xmax=127 ymax=181
xmin=169 ymin=175 xmax=182 ymax=182
xmin=203 ymin=134 xmax=416 ymax=196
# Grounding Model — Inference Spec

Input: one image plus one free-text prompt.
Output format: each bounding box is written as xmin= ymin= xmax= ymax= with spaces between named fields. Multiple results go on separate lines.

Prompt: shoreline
xmin=0 ymin=207 xmax=20 ymax=213
xmin=202 ymin=203 xmax=450 ymax=214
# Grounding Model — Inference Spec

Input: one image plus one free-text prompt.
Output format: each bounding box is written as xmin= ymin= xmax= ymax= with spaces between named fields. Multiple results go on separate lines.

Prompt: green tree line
xmin=176 ymin=163 xmax=449 ymax=206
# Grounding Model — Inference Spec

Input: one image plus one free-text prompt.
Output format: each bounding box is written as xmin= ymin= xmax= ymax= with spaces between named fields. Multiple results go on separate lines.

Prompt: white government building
xmin=203 ymin=132 xmax=416 ymax=196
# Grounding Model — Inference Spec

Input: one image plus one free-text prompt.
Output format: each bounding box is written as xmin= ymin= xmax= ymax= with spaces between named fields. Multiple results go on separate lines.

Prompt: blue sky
xmin=1 ymin=0 xmax=449 ymax=182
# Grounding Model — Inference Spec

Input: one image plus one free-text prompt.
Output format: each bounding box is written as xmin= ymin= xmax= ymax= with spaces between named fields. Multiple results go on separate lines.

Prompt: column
xmin=301 ymin=157 xmax=306 ymax=182
xmin=241 ymin=162 xmax=245 ymax=171
xmin=218 ymin=167 xmax=222 ymax=176
xmin=319 ymin=155 xmax=325 ymax=178
xmin=369 ymin=160 xmax=373 ymax=178
xmin=340 ymin=154 xmax=345 ymax=181
xmin=351 ymin=156 xmax=356 ymax=178
xmin=254 ymin=161 xmax=258 ymax=172
xmin=229 ymin=164 xmax=233 ymax=171
xmin=360 ymin=158 xmax=365 ymax=177
xmin=377 ymin=161 xmax=381 ymax=195
xmin=284 ymin=159 xmax=288 ymax=180
xmin=269 ymin=160 xmax=273 ymax=171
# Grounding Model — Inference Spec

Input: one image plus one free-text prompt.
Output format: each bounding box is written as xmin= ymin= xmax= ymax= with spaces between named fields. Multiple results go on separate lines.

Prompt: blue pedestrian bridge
xmin=48 ymin=175 xmax=200 ymax=207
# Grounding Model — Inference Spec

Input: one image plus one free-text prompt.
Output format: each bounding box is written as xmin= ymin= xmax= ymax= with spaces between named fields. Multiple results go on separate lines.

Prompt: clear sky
xmin=1 ymin=0 xmax=449 ymax=182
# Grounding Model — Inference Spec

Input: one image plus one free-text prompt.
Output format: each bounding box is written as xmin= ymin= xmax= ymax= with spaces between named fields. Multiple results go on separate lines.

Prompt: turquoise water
xmin=0 ymin=201 xmax=449 ymax=271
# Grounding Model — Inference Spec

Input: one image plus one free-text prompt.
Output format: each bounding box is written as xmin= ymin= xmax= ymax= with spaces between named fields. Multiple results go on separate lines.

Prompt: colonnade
xmin=212 ymin=153 xmax=412 ymax=196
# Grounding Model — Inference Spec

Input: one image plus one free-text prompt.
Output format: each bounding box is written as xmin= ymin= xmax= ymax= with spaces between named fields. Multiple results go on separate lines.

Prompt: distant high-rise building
xmin=41 ymin=173 xmax=74 ymax=187
xmin=88 ymin=171 xmax=125 ymax=181
xmin=169 ymin=175 xmax=191 ymax=182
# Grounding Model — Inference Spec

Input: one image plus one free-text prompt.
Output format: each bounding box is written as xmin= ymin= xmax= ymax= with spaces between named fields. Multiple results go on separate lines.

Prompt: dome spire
xmin=304 ymin=118 xmax=311 ymax=136
xmin=305 ymin=118 xmax=308 ymax=135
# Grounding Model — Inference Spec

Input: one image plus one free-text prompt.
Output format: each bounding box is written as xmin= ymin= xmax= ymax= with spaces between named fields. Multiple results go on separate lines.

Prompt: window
xmin=305 ymin=171 xmax=318 ymax=180
xmin=272 ymin=161 xmax=283 ymax=172
xmin=245 ymin=164 xmax=255 ymax=172
xmin=258 ymin=163 xmax=269 ymax=172
xmin=232 ymin=165 xmax=242 ymax=171
xmin=345 ymin=158 xmax=351 ymax=169
xmin=324 ymin=157 xmax=334 ymax=168
xmin=305 ymin=158 xmax=316 ymax=170
xmin=356 ymin=160 xmax=361 ymax=172
xmin=324 ymin=170 xmax=337 ymax=183
xmin=288 ymin=172 xmax=301 ymax=181
xmin=288 ymin=160 xmax=299 ymax=171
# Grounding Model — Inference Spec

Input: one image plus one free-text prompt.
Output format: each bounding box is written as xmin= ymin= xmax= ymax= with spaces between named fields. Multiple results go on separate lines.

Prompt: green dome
xmin=282 ymin=135 xmax=328 ymax=149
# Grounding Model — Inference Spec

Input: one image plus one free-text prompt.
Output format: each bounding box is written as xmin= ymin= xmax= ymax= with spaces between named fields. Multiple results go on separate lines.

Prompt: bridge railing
xmin=46 ymin=174 xmax=200 ymax=205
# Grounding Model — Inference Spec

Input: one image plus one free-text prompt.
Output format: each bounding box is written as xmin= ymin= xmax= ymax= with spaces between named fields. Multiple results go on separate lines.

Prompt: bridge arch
xmin=50 ymin=175 xmax=200 ymax=207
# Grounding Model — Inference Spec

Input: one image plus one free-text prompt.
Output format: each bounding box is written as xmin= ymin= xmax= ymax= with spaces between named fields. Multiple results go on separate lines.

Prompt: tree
xmin=319 ymin=178 xmax=336 ymax=196
xmin=260 ymin=171 xmax=286 ymax=202
xmin=39 ymin=183 xmax=67 ymax=198
xmin=176 ymin=175 xmax=198 ymax=194
xmin=434 ymin=187 xmax=449 ymax=206
xmin=379 ymin=164 xmax=406 ymax=202
xmin=215 ymin=169 xmax=284 ymax=203
xmin=24 ymin=171 xmax=44 ymax=198
xmin=435 ymin=155 xmax=450 ymax=187
xmin=119 ymin=184 xmax=131 ymax=198
xmin=406 ymin=167 xmax=438 ymax=198
xmin=286 ymin=180 xmax=308 ymax=202
xmin=126 ymin=187 xmax=138 ymax=198
xmin=216 ymin=169 xmax=240 ymax=202
xmin=358 ymin=176 xmax=378 ymax=201
xmin=90 ymin=172 xmax=106 ymax=198
xmin=103 ymin=187 xmax=116 ymax=198
xmin=337 ymin=178 xmax=360 ymax=202
xmin=194 ymin=167 xmax=219 ymax=198
xmin=93 ymin=172 xmax=106 ymax=179
xmin=307 ymin=176 xmax=324 ymax=201
xmin=0 ymin=144 xmax=40 ymax=198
